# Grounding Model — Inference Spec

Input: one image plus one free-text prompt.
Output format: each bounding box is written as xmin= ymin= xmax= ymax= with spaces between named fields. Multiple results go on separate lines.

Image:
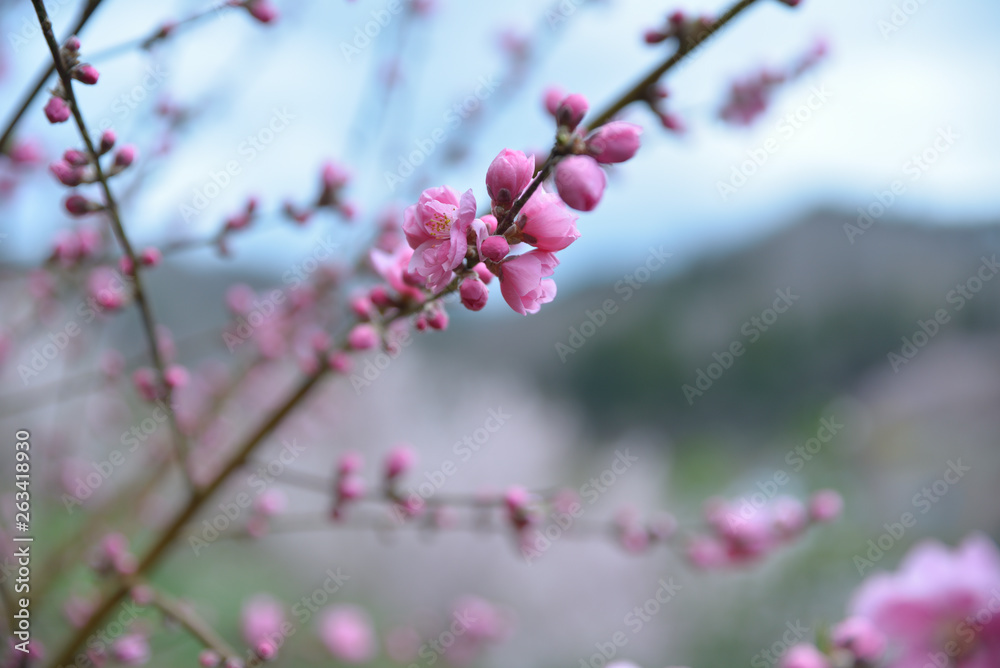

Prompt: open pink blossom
xmin=498 ymin=250 xmax=558 ymax=315
xmin=554 ymin=155 xmax=605 ymax=212
xmin=319 ymin=605 xmax=376 ymax=663
xmin=370 ymin=242 xmax=425 ymax=303
xmin=403 ymin=187 xmax=480 ymax=291
xmin=849 ymin=532 xmax=1000 ymax=668
xmin=486 ymin=148 xmax=534 ymax=207
xmin=516 ymin=187 xmax=580 ymax=251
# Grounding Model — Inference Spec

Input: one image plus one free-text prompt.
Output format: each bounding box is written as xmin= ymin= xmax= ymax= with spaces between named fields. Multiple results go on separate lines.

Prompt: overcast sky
xmin=3 ymin=0 xmax=998 ymax=292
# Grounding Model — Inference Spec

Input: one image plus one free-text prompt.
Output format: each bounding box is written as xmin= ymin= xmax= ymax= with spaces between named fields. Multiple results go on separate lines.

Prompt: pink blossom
xmin=831 ymin=617 xmax=886 ymax=662
xmin=459 ymin=276 xmax=489 ymax=311
xmin=556 ymin=93 xmax=588 ymax=131
xmin=370 ymin=242 xmax=425 ymax=303
xmin=110 ymin=635 xmax=149 ymax=665
xmin=254 ymin=489 xmax=286 ymax=516
xmin=139 ymin=247 xmax=161 ymax=267
xmin=385 ymin=444 xmax=416 ymax=480
xmin=99 ymin=130 xmax=116 ymax=153
xmin=241 ymin=595 xmax=285 ymax=650
xmin=543 ymin=86 xmax=565 ymax=116
xmin=50 ymin=160 xmax=84 ymax=186
xmin=473 ymin=262 xmax=494 ymax=285
xmin=403 ymin=187 xmax=480 ymax=291
xmin=132 ymin=368 xmax=158 ymax=401
xmin=114 ymin=145 xmax=137 ymax=168
xmin=319 ymin=605 xmax=376 ymax=663
xmin=245 ymin=0 xmax=279 ymax=23
xmin=780 ymin=644 xmax=828 ymax=668
xmin=338 ymin=452 xmax=364 ymax=476
xmin=322 ymin=160 xmax=351 ymax=190
xmin=74 ymin=64 xmax=100 ymax=85
xmin=348 ymin=324 xmax=379 ymax=350
xmin=554 ymin=155 xmax=605 ymax=212
xmin=808 ymin=489 xmax=842 ymax=522
xmin=516 ymin=188 xmax=580 ymax=251
xmin=64 ymin=149 xmax=88 ymax=166
xmin=587 ymin=121 xmax=643 ymax=163
xmin=65 ymin=194 xmax=96 ymax=216
xmin=8 ymin=139 xmax=43 ymax=165
xmin=849 ymin=533 xmax=1000 ymax=668
xmin=498 ymin=250 xmax=558 ymax=315
xmin=486 ymin=148 xmax=535 ymax=206
xmin=480 ymin=236 xmax=510 ymax=262
xmin=45 ymin=97 xmax=71 ymax=123
xmin=164 ymin=365 xmax=189 ymax=389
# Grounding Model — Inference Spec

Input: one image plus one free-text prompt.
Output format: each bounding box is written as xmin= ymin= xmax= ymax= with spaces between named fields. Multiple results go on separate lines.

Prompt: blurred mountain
xmin=425 ymin=209 xmax=1000 ymax=441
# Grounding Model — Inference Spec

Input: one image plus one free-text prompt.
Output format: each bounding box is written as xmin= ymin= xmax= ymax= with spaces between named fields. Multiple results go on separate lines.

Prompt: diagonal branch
xmin=29 ymin=0 xmax=196 ymax=492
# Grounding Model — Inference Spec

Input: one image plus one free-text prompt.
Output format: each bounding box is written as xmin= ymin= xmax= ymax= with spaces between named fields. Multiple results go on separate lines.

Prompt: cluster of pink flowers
xmin=367 ymin=90 xmax=643 ymax=318
xmin=42 ymin=36 xmax=99 ymax=124
xmin=781 ymin=532 xmax=1000 ymax=668
xmin=685 ymin=490 xmax=843 ymax=570
xmin=718 ymin=40 xmax=827 ymax=126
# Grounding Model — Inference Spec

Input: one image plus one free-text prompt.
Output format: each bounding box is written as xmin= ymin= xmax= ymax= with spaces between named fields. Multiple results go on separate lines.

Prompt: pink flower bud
xmin=74 ymin=64 xmax=100 ymax=85
xmin=347 ymin=323 xmax=379 ymax=350
xmin=587 ymin=121 xmax=643 ymax=163
xmin=319 ymin=606 xmax=376 ymax=663
xmin=242 ymin=596 xmax=285 ymax=652
xmin=254 ymin=489 xmax=286 ymax=517
xmin=164 ymin=365 xmax=189 ymax=389
xmin=246 ymin=0 xmax=279 ymax=24
xmin=114 ymin=145 xmax=137 ymax=168
xmin=132 ymin=368 xmax=158 ymax=401
xmin=337 ymin=452 xmax=364 ymax=476
xmin=369 ymin=285 xmax=392 ymax=308
xmin=64 ymin=36 xmax=81 ymax=51
xmin=556 ymin=93 xmax=588 ymax=131
xmin=554 ymin=155 xmax=605 ymax=211
xmin=139 ymin=247 xmax=161 ymax=267
xmin=111 ymin=634 xmax=149 ymax=665
xmin=65 ymin=194 xmax=95 ymax=216
xmin=199 ymin=650 xmax=221 ymax=668
xmin=384 ymin=444 xmax=416 ymax=480
xmin=50 ymin=159 xmax=83 ymax=186
xmin=543 ymin=86 xmax=566 ymax=116
xmin=119 ymin=256 xmax=135 ymax=276
xmin=473 ymin=261 xmax=494 ymax=285
xmin=328 ymin=351 xmax=353 ymax=373
xmin=337 ymin=475 xmax=365 ymax=501
xmin=481 ymin=213 xmax=498 ymax=234
xmin=100 ymin=130 xmax=116 ymax=153
xmin=831 ymin=617 xmax=885 ymax=662
xmin=780 ymin=644 xmax=829 ymax=668
xmin=808 ymin=489 xmax=843 ymax=523
xmin=659 ymin=111 xmax=686 ymax=133
xmin=486 ymin=148 xmax=535 ymax=206
xmin=322 ymin=160 xmax=351 ymax=190
xmin=63 ymin=149 xmax=89 ymax=166
xmin=459 ymin=277 xmax=489 ymax=311
xmin=426 ymin=307 xmax=448 ymax=330
xmin=350 ymin=294 xmax=374 ymax=320
xmin=480 ymin=236 xmax=510 ymax=262
xmin=644 ymin=29 xmax=668 ymax=44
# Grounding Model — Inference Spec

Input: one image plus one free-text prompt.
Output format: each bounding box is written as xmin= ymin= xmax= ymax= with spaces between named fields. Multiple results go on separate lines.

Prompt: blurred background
xmin=1 ymin=0 xmax=999 ymax=666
